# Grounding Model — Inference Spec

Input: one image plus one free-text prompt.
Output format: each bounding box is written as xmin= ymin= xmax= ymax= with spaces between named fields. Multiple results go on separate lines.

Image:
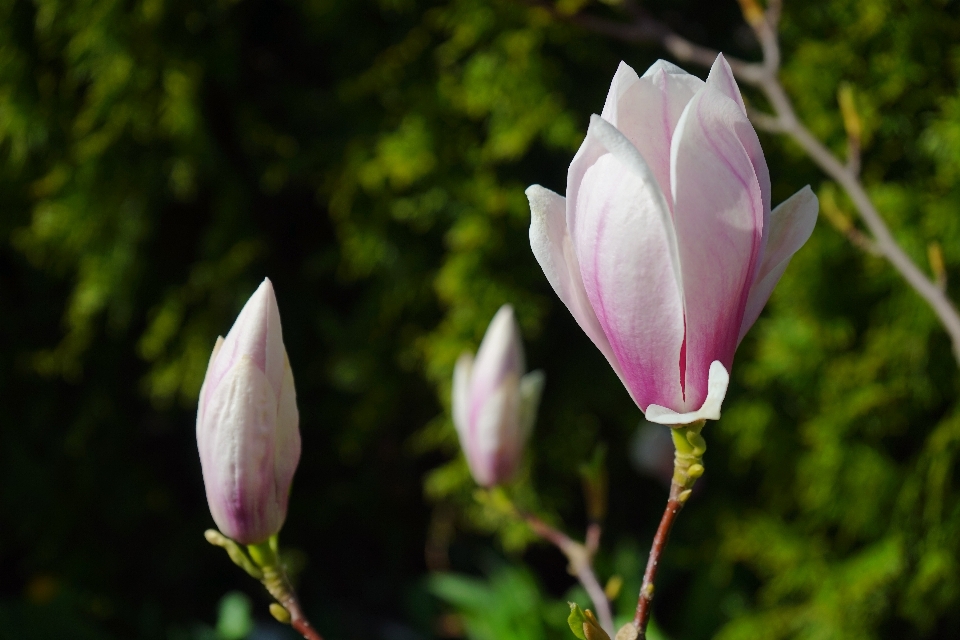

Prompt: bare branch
xmin=520 ymin=0 xmax=768 ymax=83
xmin=522 ymin=512 xmax=615 ymax=637
xmin=747 ymin=108 xmax=785 ymax=133
xmin=766 ymin=0 xmax=783 ymax=28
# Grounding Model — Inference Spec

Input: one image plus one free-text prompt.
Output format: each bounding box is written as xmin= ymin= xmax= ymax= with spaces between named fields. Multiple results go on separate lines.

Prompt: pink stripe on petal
xmin=738 ymin=186 xmax=819 ymax=342
xmin=670 ymin=85 xmax=766 ymax=410
xmin=706 ymin=55 xmax=771 ymax=265
xmin=527 ymin=185 xmax=622 ymax=380
xmin=608 ymin=67 xmax=702 ymax=209
xmin=574 ymin=151 xmax=685 ymax=411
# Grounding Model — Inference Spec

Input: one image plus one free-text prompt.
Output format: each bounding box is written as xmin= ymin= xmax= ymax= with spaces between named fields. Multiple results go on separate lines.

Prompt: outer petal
xmin=601 ymin=60 xmax=703 ymax=201
xmin=272 ymin=351 xmax=301 ymax=517
xmin=199 ymin=356 xmax=282 ymax=544
xmin=452 ymin=352 xmax=474 ymax=439
xmin=573 ymin=115 xmax=685 ymax=411
xmin=706 ymin=55 xmax=772 ymax=266
xmin=468 ymin=305 xmax=523 ymax=429
xmin=646 ymin=361 xmax=729 ymax=425
xmin=670 ymin=82 xmax=767 ymax=411
xmin=527 ymin=185 xmax=622 ymax=380
xmin=704 ymin=54 xmax=747 ymax=116
xmin=468 ymin=379 xmax=520 ymax=487
xmin=738 ymin=186 xmax=819 ymax=342
xmin=198 ymin=335 xmax=225 ymax=423
xmin=209 ymin=279 xmax=286 ymax=401
xmin=600 ymin=61 xmax=642 ymax=127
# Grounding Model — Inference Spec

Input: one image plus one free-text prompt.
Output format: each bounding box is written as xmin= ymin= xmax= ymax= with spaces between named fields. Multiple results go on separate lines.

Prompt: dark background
xmin=2 ymin=0 xmax=960 ymax=638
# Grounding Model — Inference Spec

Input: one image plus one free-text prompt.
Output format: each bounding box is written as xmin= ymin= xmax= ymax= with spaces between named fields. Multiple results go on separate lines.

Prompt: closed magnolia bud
xmin=452 ymin=305 xmax=544 ymax=487
xmin=197 ymin=278 xmax=301 ymax=544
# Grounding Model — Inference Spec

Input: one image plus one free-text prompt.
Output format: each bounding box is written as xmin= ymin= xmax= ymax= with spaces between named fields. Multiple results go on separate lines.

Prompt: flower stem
xmin=632 ymin=482 xmax=684 ymax=636
xmin=633 ymin=422 xmax=706 ymax=638
xmin=246 ymin=540 xmax=324 ymax=640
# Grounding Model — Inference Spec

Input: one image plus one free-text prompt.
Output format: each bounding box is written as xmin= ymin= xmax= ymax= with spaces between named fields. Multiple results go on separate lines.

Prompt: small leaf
xmin=567 ymin=602 xmax=588 ymax=640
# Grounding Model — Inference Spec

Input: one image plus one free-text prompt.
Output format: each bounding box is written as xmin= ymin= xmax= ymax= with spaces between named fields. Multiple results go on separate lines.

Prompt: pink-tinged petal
xmin=198 ymin=335 xmax=225 ymax=424
xmin=573 ymin=115 xmax=685 ymax=411
xmin=452 ymin=352 xmax=473 ymax=439
xmin=706 ymin=54 xmax=771 ymax=251
xmin=600 ymin=61 xmax=642 ymax=126
xmin=469 ymin=378 xmax=520 ymax=487
xmin=527 ymin=184 xmax=622 ymax=380
xmin=646 ymin=361 xmax=729 ymax=425
xmin=272 ymin=351 xmax=301 ymax=514
xmin=704 ymin=54 xmax=747 ymax=116
xmin=199 ymin=356 xmax=282 ymax=544
xmin=468 ymin=305 xmax=524 ymax=429
xmin=210 ymin=279 xmax=286 ymax=401
xmin=738 ymin=186 xmax=819 ymax=342
xmin=670 ymin=85 xmax=766 ymax=410
xmin=600 ymin=60 xmax=703 ymax=201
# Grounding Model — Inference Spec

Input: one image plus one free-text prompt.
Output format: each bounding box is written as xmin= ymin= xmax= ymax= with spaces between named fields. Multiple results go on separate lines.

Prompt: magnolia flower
xmin=197 ymin=278 xmax=301 ymax=544
xmin=527 ymin=55 xmax=818 ymax=425
xmin=453 ymin=305 xmax=545 ymax=487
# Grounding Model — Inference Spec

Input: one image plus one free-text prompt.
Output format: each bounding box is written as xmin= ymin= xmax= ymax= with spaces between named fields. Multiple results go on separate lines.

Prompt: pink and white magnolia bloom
xmin=527 ymin=55 xmax=818 ymax=425
xmin=453 ymin=305 xmax=545 ymax=487
xmin=197 ymin=278 xmax=301 ymax=544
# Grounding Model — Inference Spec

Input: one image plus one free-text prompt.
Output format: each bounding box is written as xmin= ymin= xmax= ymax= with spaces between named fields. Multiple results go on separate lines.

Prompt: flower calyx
xmin=670 ymin=420 xmax=707 ymax=504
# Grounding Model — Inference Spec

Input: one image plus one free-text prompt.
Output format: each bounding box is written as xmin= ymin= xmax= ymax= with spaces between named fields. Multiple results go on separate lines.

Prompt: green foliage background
xmin=1 ymin=0 xmax=959 ymax=638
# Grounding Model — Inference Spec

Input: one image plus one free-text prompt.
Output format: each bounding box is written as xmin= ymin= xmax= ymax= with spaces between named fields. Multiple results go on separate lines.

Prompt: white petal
xmin=272 ymin=351 xmax=301 ymax=509
xmin=738 ymin=186 xmax=819 ymax=342
xmin=572 ymin=117 xmax=686 ymax=411
xmin=669 ymin=85 xmax=766 ymax=410
xmin=198 ymin=335 xmax=225 ymax=426
xmin=469 ymin=305 xmax=524 ymax=433
xmin=527 ymin=184 xmax=621 ymax=378
xmin=645 ymin=361 xmax=730 ymax=425
xmin=600 ymin=63 xmax=704 ymax=206
xmin=705 ymin=54 xmax=747 ymax=116
xmin=452 ymin=352 xmax=474 ymax=439
xmin=211 ymin=279 xmax=286 ymax=400
xmin=198 ymin=356 xmax=282 ymax=543
xmin=468 ymin=379 xmax=520 ymax=487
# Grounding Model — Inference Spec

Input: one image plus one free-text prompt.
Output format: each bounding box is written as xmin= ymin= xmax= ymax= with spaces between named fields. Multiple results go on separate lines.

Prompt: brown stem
xmin=261 ymin=565 xmax=324 ymax=640
xmin=633 ymin=482 xmax=685 ymax=637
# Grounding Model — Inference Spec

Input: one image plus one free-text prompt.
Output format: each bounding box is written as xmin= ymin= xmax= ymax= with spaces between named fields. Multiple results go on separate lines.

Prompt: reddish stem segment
xmin=261 ymin=564 xmax=324 ymax=640
xmin=285 ymin=595 xmax=323 ymax=640
xmin=633 ymin=482 xmax=685 ymax=636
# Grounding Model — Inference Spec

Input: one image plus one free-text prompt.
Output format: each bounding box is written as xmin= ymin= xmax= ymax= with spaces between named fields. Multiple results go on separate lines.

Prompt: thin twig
xmin=523 ymin=0 xmax=960 ymax=365
xmin=633 ymin=482 xmax=685 ymax=637
xmin=523 ymin=512 xmax=615 ymax=637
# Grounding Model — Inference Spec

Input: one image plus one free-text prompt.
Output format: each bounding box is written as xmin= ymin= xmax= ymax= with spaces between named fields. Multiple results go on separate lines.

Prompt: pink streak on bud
xmin=452 ymin=306 xmax=541 ymax=487
xmin=197 ymin=278 xmax=301 ymax=544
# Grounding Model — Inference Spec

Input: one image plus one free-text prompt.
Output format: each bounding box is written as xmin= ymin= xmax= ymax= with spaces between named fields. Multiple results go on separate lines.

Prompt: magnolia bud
xmin=197 ymin=278 xmax=301 ymax=544
xmin=452 ymin=305 xmax=544 ymax=487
